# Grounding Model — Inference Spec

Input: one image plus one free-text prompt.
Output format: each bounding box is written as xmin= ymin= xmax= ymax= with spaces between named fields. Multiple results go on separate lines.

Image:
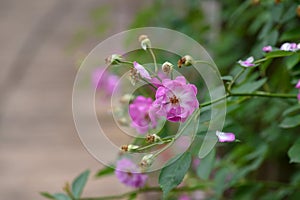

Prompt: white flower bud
xmin=105 ymin=54 xmax=123 ymax=65
xmin=140 ymin=154 xmax=154 ymax=167
xmin=177 ymin=55 xmax=194 ymax=68
xmin=161 ymin=62 xmax=173 ymax=74
xmin=139 ymin=35 xmax=151 ymax=50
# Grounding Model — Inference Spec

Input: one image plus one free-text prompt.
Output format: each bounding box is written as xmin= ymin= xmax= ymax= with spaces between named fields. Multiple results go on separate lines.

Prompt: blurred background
xmin=1 ymin=0 xmax=300 ymax=199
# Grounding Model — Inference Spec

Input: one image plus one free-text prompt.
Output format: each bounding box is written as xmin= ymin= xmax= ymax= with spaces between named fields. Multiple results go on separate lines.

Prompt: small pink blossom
xmin=133 ymin=61 xmax=151 ymax=80
xmin=280 ymin=42 xmax=299 ymax=51
xmin=150 ymin=76 xmax=199 ymax=123
xmin=238 ymin=56 xmax=255 ymax=67
xmin=262 ymin=45 xmax=272 ymax=52
xmin=178 ymin=194 xmax=190 ymax=200
xmin=295 ymin=80 xmax=300 ymax=89
xmin=115 ymin=158 xmax=148 ymax=188
xmin=129 ymin=96 xmax=158 ymax=134
xmin=92 ymin=68 xmax=119 ymax=96
xmin=216 ymin=130 xmax=235 ymax=142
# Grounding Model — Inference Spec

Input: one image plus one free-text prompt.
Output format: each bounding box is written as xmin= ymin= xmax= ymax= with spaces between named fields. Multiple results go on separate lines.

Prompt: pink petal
xmin=216 ymin=131 xmax=235 ymax=142
xmin=133 ymin=61 xmax=151 ymax=80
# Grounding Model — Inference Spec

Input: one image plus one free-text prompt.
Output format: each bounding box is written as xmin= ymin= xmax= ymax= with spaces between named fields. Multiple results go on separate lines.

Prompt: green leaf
xmin=288 ymin=138 xmax=300 ymax=163
xmin=159 ymin=152 xmax=192 ymax=198
xmin=197 ymin=149 xmax=215 ymax=180
xmin=95 ymin=166 xmax=114 ymax=178
xmin=265 ymin=50 xmax=294 ymax=59
xmin=52 ymin=193 xmax=71 ymax=200
xmin=71 ymin=170 xmax=90 ymax=199
xmin=40 ymin=192 xmax=55 ymax=199
xmin=283 ymin=105 xmax=300 ymax=117
xmin=279 ymin=115 xmax=300 ymax=128
xmin=285 ymin=53 xmax=300 ymax=70
xmin=221 ymin=76 xmax=233 ymax=81
xmin=280 ymin=28 xmax=300 ymax=41
xmin=233 ymin=78 xmax=267 ymax=93
xmin=281 ymin=4 xmax=297 ymax=23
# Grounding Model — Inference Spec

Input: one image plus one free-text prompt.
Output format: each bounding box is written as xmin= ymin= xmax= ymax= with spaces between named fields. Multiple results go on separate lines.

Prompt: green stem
xmin=230 ymin=92 xmax=297 ymax=98
xmin=79 ymin=185 xmax=208 ymax=200
xmin=227 ymin=68 xmax=246 ymax=92
xmin=149 ymin=48 xmax=158 ymax=73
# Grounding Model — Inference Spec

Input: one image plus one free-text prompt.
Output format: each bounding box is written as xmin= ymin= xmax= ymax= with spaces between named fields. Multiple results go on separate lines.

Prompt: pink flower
xmin=262 ymin=45 xmax=272 ymax=52
xmin=216 ymin=131 xmax=235 ymax=142
xmin=129 ymin=96 xmax=158 ymax=134
xmin=92 ymin=68 xmax=119 ymax=96
xmin=238 ymin=56 xmax=255 ymax=67
xmin=133 ymin=61 xmax=151 ymax=80
xmin=150 ymin=76 xmax=199 ymax=123
xmin=115 ymin=158 xmax=148 ymax=188
xmin=178 ymin=194 xmax=190 ymax=200
xmin=296 ymin=80 xmax=300 ymax=89
xmin=280 ymin=42 xmax=299 ymax=51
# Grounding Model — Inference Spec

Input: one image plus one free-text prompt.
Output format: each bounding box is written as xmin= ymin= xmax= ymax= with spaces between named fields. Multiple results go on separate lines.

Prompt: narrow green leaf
xmin=280 ymin=28 xmax=300 ymax=41
xmin=281 ymin=4 xmax=297 ymax=23
xmin=265 ymin=50 xmax=294 ymax=59
xmin=159 ymin=152 xmax=192 ymax=198
xmin=285 ymin=53 xmax=300 ymax=70
xmin=288 ymin=138 xmax=300 ymax=163
xmin=197 ymin=149 xmax=215 ymax=180
xmin=279 ymin=115 xmax=300 ymax=128
xmin=52 ymin=193 xmax=71 ymax=200
xmin=40 ymin=192 xmax=55 ymax=199
xmin=95 ymin=166 xmax=114 ymax=178
xmin=233 ymin=78 xmax=267 ymax=93
xmin=71 ymin=170 xmax=90 ymax=199
xmin=221 ymin=76 xmax=233 ymax=81
xmin=283 ymin=105 xmax=300 ymax=117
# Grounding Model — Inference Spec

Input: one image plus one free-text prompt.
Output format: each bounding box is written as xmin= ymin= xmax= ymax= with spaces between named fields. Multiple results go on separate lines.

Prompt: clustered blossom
xmin=216 ymin=130 xmax=235 ymax=142
xmin=115 ymin=158 xmax=148 ymax=188
xmin=92 ymin=68 xmax=119 ymax=96
xmin=129 ymin=96 xmax=158 ymax=134
xmin=280 ymin=42 xmax=300 ymax=52
xmin=238 ymin=56 xmax=255 ymax=67
xmin=150 ymin=76 xmax=199 ymax=122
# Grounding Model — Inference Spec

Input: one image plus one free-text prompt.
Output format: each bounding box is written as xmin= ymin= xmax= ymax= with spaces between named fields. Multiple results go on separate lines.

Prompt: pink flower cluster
xmin=92 ymin=68 xmax=119 ymax=96
xmin=262 ymin=42 xmax=300 ymax=53
xmin=115 ymin=158 xmax=148 ymax=188
xmin=129 ymin=76 xmax=199 ymax=134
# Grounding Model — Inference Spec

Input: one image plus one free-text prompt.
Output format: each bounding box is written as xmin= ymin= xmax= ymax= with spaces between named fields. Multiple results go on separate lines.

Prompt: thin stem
xmin=79 ymin=185 xmax=209 ymax=200
xmin=227 ymin=68 xmax=246 ymax=92
xmin=230 ymin=92 xmax=297 ymax=98
xmin=149 ymin=48 xmax=158 ymax=73
xmin=200 ymin=95 xmax=229 ymax=108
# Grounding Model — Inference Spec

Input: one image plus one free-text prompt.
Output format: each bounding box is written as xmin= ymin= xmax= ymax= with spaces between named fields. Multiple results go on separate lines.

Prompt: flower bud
xmin=139 ymin=35 xmax=151 ymax=50
xmin=140 ymin=154 xmax=154 ymax=167
xmin=146 ymin=134 xmax=162 ymax=143
xmin=177 ymin=55 xmax=194 ymax=68
xmin=121 ymin=144 xmax=139 ymax=152
xmin=161 ymin=62 xmax=173 ymax=74
xmin=105 ymin=54 xmax=123 ymax=65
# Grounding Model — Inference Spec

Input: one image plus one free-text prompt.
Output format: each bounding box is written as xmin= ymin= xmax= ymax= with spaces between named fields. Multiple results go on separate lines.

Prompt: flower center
xmin=169 ymin=95 xmax=179 ymax=105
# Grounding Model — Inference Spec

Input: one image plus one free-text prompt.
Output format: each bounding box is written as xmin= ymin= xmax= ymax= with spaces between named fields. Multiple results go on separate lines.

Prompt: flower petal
xmin=216 ymin=131 xmax=235 ymax=142
xmin=133 ymin=61 xmax=151 ymax=80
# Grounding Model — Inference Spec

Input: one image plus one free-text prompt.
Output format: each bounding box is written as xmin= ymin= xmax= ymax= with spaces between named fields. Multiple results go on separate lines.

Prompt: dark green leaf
xmin=52 ymin=193 xmax=71 ymax=200
xmin=285 ymin=53 xmax=300 ymax=70
xmin=283 ymin=105 xmax=300 ymax=117
xmin=221 ymin=76 xmax=233 ymax=81
xmin=197 ymin=149 xmax=215 ymax=180
xmin=40 ymin=192 xmax=55 ymax=199
xmin=280 ymin=28 xmax=300 ymax=41
xmin=95 ymin=166 xmax=114 ymax=178
xmin=233 ymin=78 xmax=267 ymax=93
xmin=71 ymin=170 xmax=90 ymax=199
xmin=265 ymin=50 xmax=294 ymax=59
xmin=288 ymin=138 xmax=300 ymax=163
xmin=281 ymin=4 xmax=297 ymax=23
xmin=159 ymin=152 xmax=192 ymax=198
xmin=279 ymin=115 xmax=300 ymax=128
xmin=128 ymin=192 xmax=137 ymax=200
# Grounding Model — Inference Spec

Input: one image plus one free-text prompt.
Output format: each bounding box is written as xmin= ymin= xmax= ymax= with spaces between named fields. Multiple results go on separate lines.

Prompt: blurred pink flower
xmin=262 ymin=45 xmax=272 ymax=52
xmin=238 ymin=56 xmax=255 ymax=67
xmin=280 ymin=42 xmax=299 ymax=51
xmin=296 ymin=80 xmax=300 ymax=89
xmin=150 ymin=76 xmax=199 ymax=122
xmin=216 ymin=130 xmax=235 ymax=142
xmin=178 ymin=194 xmax=190 ymax=200
xmin=92 ymin=68 xmax=119 ymax=96
xmin=133 ymin=61 xmax=151 ymax=80
xmin=115 ymin=158 xmax=148 ymax=188
xmin=129 ymin=96 xmax=158 ymax=134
